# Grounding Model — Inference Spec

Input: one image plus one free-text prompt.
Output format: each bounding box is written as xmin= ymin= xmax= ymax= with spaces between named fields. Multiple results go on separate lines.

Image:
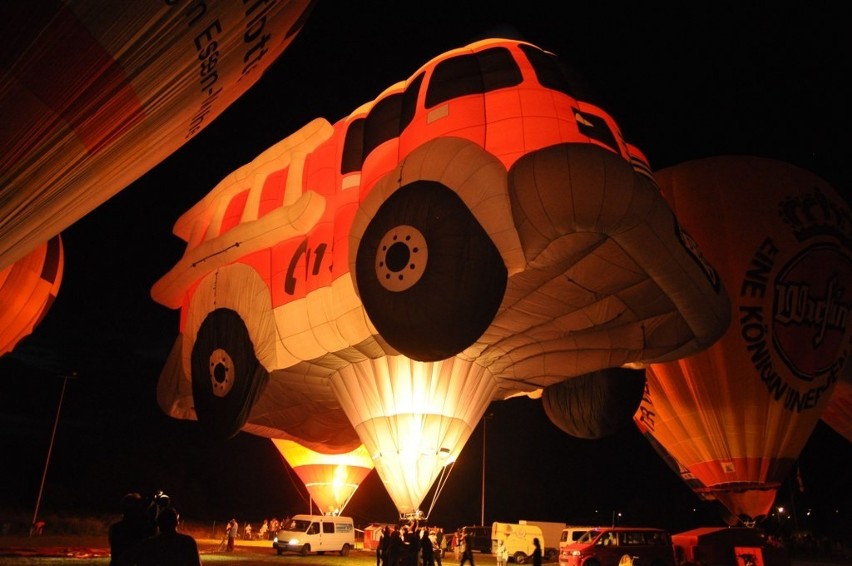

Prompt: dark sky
xmin=1 ymin=2 xmax=850 ymax=539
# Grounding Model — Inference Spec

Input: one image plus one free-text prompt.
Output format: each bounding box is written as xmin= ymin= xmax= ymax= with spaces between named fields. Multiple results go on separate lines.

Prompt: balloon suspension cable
xmin=424 ymin=460 xmax=456 ymax=521
xmin=280 ymin=456 xmax=313 ymax=509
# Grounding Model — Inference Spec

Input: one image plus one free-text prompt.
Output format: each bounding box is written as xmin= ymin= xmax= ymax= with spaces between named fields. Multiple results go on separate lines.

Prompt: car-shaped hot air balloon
xmin=152 ymin=38 xmax=730 ymax=516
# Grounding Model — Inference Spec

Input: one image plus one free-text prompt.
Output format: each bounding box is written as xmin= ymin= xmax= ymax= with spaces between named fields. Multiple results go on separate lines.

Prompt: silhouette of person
xmin=532 ymin=537 xmax=542 ymax=566
xmin=460 ymin=531 xmax=475 ymax=566
xmin=421 ymin=527 xmax=435 ymax=566
xmin=121 ymin=507 xmax=202 ymax=565
xmin=429 ymin=529 xmax=443 ymax=566
xmin=108 ymin=492 xmax=155 ymax=566
xmin=389 ymin=527 xmax=402 ymax=566
xmin=226 ymin=518 xmax=238 ymax=552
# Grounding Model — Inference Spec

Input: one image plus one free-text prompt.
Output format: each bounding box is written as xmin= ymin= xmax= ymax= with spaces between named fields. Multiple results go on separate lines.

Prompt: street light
xmin=31 ymin=372 xmax=77 ymax=536
xmin=481 ymin=412 xmax=493 ymax=526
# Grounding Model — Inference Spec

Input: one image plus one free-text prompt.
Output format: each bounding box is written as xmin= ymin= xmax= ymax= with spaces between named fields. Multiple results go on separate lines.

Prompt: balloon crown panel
xmin=151 ymin=38 xmax=731 ymax=516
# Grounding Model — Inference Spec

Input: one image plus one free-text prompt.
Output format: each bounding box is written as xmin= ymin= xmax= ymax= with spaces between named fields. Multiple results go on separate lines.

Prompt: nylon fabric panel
xmin=0 ymin=0 xmax=315 ymax=270
xmin=821 ymin=369 xmax=852 ymax=442
xmin=542 ymin=368 xmax=645 ymax=439
xmin=0 ymin=235 xmax=64 ymax=356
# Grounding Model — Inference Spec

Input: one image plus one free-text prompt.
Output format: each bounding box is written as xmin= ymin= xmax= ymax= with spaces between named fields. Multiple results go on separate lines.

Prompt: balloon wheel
xmin=356 ymin=181 xmax=507 ymax=361
xmin=191 ymin=308 xmax=269 ymax=440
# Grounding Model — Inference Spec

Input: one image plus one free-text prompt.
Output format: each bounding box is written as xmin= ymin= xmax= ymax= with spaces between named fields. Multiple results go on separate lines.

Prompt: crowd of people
xmin=370 ymin=523 xmax=524 ymax=566
xmin=223 ymin=515 xmax=288 ymax=542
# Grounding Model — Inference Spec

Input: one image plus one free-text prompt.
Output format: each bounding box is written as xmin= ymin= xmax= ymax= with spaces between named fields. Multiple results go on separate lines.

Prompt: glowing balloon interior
xmin=271 ymin=439 xmax=373 ymax=515
xmin=0 ymin=236 xmax=63 ymax=357
xmin=152 ymin=38 xmax=730 ymax=516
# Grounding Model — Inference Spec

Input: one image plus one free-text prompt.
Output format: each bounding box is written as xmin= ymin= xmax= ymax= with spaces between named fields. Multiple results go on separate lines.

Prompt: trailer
xmin=672 ymin=527 xmax=790 ymax=566
xmin=519 ymin=520 xmax=566 ymax=560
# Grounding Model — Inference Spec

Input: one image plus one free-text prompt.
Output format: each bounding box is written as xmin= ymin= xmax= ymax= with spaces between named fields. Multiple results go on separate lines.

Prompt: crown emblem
xmin=778 ymin=187 xmax=852 ymax=247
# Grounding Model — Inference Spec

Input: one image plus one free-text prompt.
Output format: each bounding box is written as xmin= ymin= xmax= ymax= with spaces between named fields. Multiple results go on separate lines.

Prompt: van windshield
xmin=577 ymin=531 xmax=599 ymax=544
xmin=286 ymin=519 xmax=312 ymax=533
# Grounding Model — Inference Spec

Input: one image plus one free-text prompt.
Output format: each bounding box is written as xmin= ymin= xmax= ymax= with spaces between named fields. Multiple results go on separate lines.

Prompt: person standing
xmin=532 ymin=538 xmax=542 ymax=566
xmin=460 ymin=531 xmax=475 ymax=566
xmin=108 ymin=492 xmax=156 ymax=566
xmin=429 ymin=529 xmax=442 ymax=566
xmin=496 ymin=540 xmax=508 ymax=566
xmin=226 ymin=518 xmax=238 ymax=552
xmin=389 ymin=527 xmax=403 ymax=566
xmin=453 ymin=531 xmax=462 ymax=561
xmin=376 ymin=525 xmax=386 ymax=566
xmin=421 ymin=527 xmax=434 ymax=566
xmin=120 ymin=507 xmax=202 ymax=565
xmin=405 ymin=526 xmax=420 ymax=566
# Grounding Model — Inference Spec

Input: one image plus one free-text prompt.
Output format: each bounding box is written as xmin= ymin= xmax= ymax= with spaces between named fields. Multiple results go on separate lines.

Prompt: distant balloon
xmin=0 ymin=1 xmax=315 ymax=271
xmin=153 ymin=38 xmax=729 ymax=517
xmin=0 ymin=236 xmax=63 ymax=357
xmin=821 ymin=367 xmax=852 ymax=443
xmin=634 ymin=156 xmax=852 ymax=524
xmin=542 ymin=368 xmax=645 ymax=439
xmin=271 ymin=439 xmax=373 ymax=515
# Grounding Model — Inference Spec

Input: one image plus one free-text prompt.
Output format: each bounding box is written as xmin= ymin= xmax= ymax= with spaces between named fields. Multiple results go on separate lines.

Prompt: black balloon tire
xmin=190 ymin=308 xmax=269 ymax=441
xmin=355 ymin=181 xmax=507 ymax=362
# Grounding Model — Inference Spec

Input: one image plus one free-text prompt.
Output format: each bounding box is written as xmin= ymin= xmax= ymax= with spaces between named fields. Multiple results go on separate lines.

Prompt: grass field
xmin=0 ymin=536 xmax=478 ymax=565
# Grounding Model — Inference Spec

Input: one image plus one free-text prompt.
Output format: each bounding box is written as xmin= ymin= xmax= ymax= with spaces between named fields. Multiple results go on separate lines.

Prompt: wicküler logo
xmin=739 ymin=188 xmax=852 ymax=413
xmin=773 ymin=245 xmax=850 ymax=382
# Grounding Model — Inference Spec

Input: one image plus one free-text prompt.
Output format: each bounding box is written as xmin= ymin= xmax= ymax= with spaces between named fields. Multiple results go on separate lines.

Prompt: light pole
xmin=481 ymin=412 xmax=493 ymax=526
xmin=31 ymin=372 xmax=76 ymax=536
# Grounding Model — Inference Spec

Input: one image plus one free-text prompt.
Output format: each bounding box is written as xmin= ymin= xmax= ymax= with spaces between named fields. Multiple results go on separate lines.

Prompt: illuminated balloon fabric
xmin=329 ymin=355 xmax=497 ymax=515
xmin=0 ymin=235 xmax=63 ymax=357
xmin=541 ymin=367 xmax=645 ymax=439
xmin=271 ymin=439 xmax=373 ymax=515
xmin=634 ymin=156 xmax=852 ymax=522
xmin=156 ymin=330 xmax=362 ymax=453
xmin=0 ymin=0 xmax=314 ymax=272
xmin=821 ymin=367 xmax=852 ymax=442
xmin=152 ymin=38 xmax=730 ymax=513
xmin=639 ymin=428 xmax=740 ymax=527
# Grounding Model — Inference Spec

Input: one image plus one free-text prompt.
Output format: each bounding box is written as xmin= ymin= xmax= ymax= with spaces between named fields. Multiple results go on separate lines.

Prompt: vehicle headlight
xmin=571 ymin=551 xmax=582 ymax=556
xmin=273 ymin=536 xmax=279 ymax=543
xmin=289 ymin=538 xmax=301 ymax=545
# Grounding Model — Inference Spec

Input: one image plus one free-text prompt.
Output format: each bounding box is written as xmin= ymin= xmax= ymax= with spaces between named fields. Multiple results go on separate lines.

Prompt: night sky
xmin=1 ymin=2 xmax=849 ymax=540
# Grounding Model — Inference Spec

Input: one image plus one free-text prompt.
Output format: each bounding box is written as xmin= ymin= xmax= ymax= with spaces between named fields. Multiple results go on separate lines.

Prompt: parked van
xmin=272 ymin=514 xmax=355 ymax=556
xmin=559 ymin=527 xmax=675 ymax=566
xmin=560 ymin=526 xmax=597 ymax=550
xmin=492 ymin=522 xmax=545 ymax=563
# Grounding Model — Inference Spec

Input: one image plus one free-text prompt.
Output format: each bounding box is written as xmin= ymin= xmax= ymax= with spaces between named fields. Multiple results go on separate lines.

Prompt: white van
xmin=272 ymin=514 xmax=355 ymax=556
xmin=492 ymin=522 xmax=544 ymax=563
xmin=559 ymin=526 xmax=596 ymax=551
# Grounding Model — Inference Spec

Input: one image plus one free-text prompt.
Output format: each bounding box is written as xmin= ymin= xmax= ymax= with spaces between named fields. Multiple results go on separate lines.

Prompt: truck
xmin=521 ymin=520 xmax=567 ymax=560
xmin=671 ymin=527 xmax=790 ymax=566
xmin=492 ymin=521 xmax=545 ymax=563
